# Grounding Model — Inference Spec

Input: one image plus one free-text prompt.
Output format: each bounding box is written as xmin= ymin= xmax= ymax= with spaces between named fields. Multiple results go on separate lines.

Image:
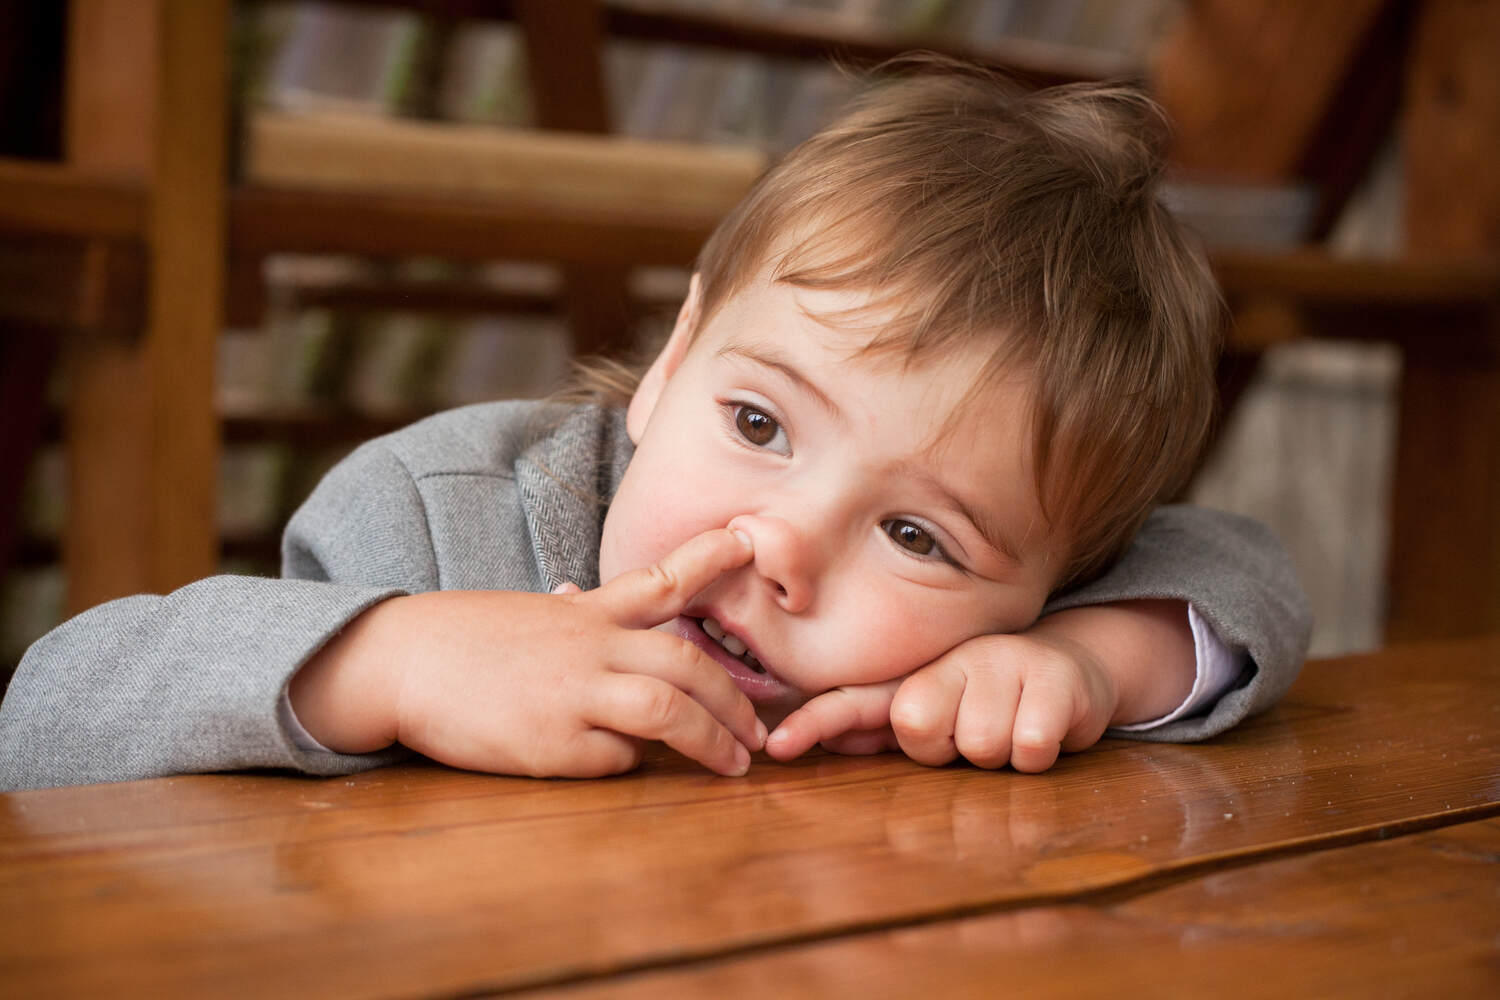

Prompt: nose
xmin=727 ymin=513 xmax=815 ymax=613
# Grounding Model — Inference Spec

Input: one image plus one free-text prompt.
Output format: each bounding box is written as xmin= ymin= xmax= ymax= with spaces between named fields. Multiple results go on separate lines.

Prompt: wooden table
xmin=2 ymin=637 xmax=1497 ymax=998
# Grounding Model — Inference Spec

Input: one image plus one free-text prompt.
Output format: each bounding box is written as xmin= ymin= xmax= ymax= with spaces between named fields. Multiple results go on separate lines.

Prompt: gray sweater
xmin=0 ymin=402 xmax=1311 ymax=790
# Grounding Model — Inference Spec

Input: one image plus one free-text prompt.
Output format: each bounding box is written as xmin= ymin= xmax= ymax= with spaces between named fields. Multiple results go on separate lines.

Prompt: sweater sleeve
xmin=0 ymin=440 xmax=436 ymax=791
xmin=1041 ymin=505 xmax=1312 ymax=742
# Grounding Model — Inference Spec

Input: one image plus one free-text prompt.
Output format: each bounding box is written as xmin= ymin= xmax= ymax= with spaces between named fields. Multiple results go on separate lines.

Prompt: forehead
xmin=698 ymin=274 xmax=1028 ymax=449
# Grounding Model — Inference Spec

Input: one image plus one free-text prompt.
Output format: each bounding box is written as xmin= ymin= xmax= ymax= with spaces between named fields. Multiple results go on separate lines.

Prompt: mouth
xmin=700 ymin=616 xmax=765 ymax=673
xmin=665 ymin=615 xmax=795 ymax=706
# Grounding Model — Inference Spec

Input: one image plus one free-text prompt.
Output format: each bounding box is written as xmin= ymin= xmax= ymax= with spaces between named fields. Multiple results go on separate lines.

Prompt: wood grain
xmin=1 ymin=638 xmax=1496 ymax=998
xmin=535 ymin=817 xmax=1500 ymax=999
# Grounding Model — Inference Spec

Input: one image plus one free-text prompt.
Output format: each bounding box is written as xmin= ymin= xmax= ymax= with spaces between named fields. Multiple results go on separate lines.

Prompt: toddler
xmin=0 ymin=60 xmax=1309 ymax=790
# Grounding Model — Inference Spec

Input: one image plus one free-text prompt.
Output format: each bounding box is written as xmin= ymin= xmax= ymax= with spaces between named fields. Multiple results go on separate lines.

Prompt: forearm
xmin=289 ymin=596 xmax=413 ymax=754
xmin=1026 ymin=599 xmax=1195 ymax=726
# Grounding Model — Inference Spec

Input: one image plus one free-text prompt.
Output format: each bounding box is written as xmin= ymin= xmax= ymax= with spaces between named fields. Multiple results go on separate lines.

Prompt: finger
xmin=594 ymin=528 xmax=753 ymax=629
xmin=615 ymin=627 xmax=766 ymax=751
xmin=820 ymin=726 xmax=900 ymax=756
xmin=1007 ymin=672 xmax=1076 ymax=773
xmin=890 ymin=662 xmax=967 ymax=766
xmin=952 ymin=668 xmax=1023 ymax=769
xmin=551 ymin=581 xmax=583 ymax=595
xmin=764 ymin=681 xmax=900 ymax=761
xmin=554 ymin=729 xmax=645 ymax=778
xmin=586 ymin=674 xmax=752 ymax=777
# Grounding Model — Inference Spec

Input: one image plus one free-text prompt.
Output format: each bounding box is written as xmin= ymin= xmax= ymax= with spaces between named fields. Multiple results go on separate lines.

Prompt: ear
xmin=626 ymin=273 xmax=702 ymax=443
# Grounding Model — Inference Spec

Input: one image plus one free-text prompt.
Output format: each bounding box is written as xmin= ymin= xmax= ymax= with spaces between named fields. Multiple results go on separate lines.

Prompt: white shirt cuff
xmin=279 ymin=687 xmax=334 ymax=752
xmin=1111 ymin=603 xmax=1246 ymax=732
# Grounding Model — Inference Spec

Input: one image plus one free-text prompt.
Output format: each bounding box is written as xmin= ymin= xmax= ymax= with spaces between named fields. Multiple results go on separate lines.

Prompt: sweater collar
xmin=514 ymin=403 xmax=634 ymax=591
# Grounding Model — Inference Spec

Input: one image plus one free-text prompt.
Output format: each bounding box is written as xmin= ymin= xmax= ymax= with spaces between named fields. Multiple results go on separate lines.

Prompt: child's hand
xmin=765 ymin=631 xmax=1118 ymax=772
xmin=291 ymin=528 xmax=767 ymax=778
xmin=765 ymin=601 xmax=1195 ymax=772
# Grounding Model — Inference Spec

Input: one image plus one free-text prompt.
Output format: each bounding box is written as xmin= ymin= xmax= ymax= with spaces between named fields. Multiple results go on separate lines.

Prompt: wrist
xmin=1028 ymin=599 xmax=1195 ymax=727
xmin=288 ymin=596 xmax=411 ymax=753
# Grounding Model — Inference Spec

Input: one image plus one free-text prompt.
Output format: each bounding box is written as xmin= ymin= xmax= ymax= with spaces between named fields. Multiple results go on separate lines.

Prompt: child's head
xmin=595 ymin=58 xmax=1220 ymax=721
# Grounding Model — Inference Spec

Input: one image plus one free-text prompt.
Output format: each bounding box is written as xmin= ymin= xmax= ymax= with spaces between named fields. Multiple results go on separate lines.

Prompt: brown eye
xmin=735 ymin=406 xmax=779 ymax=447
xmin=885 ymin=519 xmax=936 ymax=556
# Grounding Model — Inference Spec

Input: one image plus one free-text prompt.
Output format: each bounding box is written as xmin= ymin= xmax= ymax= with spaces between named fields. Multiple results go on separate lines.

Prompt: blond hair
xmin=578 ymin=56 xmax=1221 ymax=590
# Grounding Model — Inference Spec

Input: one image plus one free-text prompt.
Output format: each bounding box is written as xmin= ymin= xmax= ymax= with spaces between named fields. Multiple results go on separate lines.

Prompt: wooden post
xmin=517 ymin=0 xmax=638 ymax=359
xmin=1387 ymin=0 xmax=1500 ymax=639
xmin=63 ymin=0 xmax=227 ymax=612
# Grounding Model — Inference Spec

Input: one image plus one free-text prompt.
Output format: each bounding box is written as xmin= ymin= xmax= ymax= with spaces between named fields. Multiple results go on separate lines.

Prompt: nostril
xmin=774 ymin=583 xmax=787 ymax=596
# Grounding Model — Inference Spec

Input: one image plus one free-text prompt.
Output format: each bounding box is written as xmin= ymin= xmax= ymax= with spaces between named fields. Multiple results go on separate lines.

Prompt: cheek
xmin=598 ymin=453 xmax=743 ymax=584
xmin=810 ymin=586 xmax=974 ymax=686
xmin=800 ymin=577 xmax=1045 ymax=690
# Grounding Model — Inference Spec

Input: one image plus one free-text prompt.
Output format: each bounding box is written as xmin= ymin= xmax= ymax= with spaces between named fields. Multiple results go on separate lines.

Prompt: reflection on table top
xmin=2 ymin=636 xmax=1497 ymax=998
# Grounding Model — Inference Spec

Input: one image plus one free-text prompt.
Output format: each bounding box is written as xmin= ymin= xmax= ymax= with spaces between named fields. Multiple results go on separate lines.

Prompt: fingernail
xmin=730 ymin=528 xmax=753 ymax=550
xmin=729 ymin=745 xmax=751 ymax=776
xmin=765 ymin=728 xmax=787 ymax=751
xmin=754 ymin=718 xmax=769 ymax=750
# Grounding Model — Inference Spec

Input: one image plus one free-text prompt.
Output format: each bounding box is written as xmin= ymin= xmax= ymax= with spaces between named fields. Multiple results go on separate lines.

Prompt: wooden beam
xmin=1152 ymin=0 xmax=1389 ymax=181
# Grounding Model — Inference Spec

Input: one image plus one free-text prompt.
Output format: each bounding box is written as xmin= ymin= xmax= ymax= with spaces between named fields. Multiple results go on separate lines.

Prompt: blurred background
xmin=1 ymin=0 xmax=1497 ymax=683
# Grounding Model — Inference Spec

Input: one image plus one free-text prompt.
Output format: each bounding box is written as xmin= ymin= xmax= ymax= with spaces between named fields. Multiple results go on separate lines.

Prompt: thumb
xmin=593 ymin=528 xmax=753 ymax=629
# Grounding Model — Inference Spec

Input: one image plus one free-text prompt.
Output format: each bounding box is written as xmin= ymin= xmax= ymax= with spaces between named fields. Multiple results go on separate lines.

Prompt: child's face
xmin=598 ymin=274 xmax=1066 ymax=725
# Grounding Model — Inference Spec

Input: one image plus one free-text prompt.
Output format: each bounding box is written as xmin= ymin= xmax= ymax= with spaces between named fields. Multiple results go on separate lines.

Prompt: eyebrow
xmin=895 ymin=461 xmax=1026 ymax=568
xmin=715 ymin=342 xmax=843 ymax=420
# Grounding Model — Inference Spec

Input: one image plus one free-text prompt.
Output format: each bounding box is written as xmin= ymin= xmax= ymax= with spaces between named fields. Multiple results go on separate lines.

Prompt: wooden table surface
xmin=2 ymin=636 xmax=1497 ymax=998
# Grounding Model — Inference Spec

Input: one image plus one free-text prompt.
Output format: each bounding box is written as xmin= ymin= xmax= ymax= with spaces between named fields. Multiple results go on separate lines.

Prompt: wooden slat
xmin=1214 ymin=251 xmax=1500 ymax=354
xmin=243 ymin=111 xmax=765 ymax=233
xmin=327 ymin=0 xmax=1130 ymax=86
xmin=0 ymin=159 xmax=145 ymax=239
xmin=1212 ymin=250 xmax=1500 ymax=307
xmin=1 ymin=637 xmax=1496 ymax=997
xmin=0 ymin=235 xmax=144 ymax=336
xmin=535 ymin=817 xmax=1500 ymax=999
xmin=603 ymin=0 xmax=1131 ymax=86
xmin=230 ymin=185 xmax=716 ymax=267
